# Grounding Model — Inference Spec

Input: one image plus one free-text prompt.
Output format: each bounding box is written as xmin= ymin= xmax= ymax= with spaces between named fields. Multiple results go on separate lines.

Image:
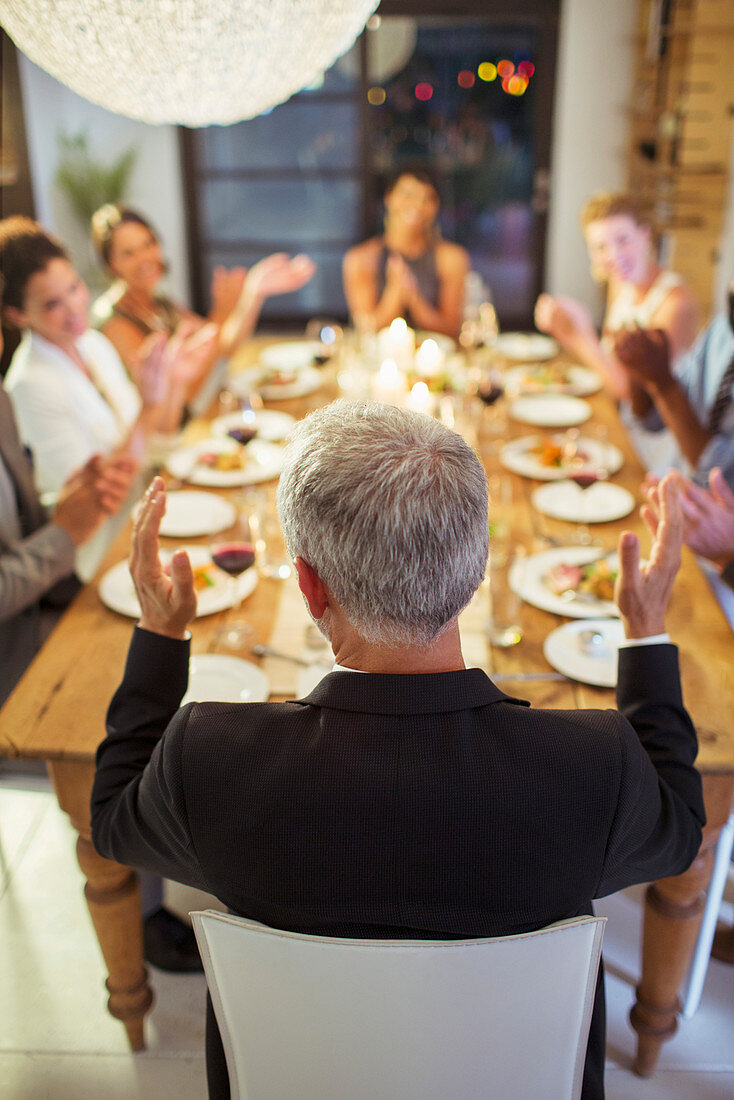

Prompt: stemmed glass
xmin=305 ymin=319 xmax=343 ymax=365
xmin=211 ymin=513 xmax=258 ymax=648
xmin=564 ymin=429 xmax=610 ymax=546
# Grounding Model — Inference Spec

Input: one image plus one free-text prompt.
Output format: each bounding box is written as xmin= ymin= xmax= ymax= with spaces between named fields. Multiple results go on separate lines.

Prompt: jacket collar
xmin=297 ymin=667 xmax=530 ymax=716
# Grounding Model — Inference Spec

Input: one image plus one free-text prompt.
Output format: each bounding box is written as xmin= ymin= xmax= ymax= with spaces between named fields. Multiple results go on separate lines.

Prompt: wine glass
xmin=305 ymin=319 xmax=343 ymax=365
xmin=211 ymin=516 xmax=258 ymax=648
xmin=565 ymin=429 xmax=610 ymax=546
xmin=475 ymin=367 xmax=506 ymax=443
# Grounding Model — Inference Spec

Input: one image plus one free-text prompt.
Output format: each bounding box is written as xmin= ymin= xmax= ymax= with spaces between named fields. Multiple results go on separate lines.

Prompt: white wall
xmin=546 ymin=0 xmax=638 ymax=320
xmin=17 ymin=56 xmax=189 ymax=304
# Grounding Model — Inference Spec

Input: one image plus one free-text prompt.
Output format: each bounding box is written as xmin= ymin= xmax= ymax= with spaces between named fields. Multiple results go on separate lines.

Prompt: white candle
xmin=415 ymin=338 xmax=444 ymax=377
xmin=374 ymin=358 xmax=406 ymax=404
xmin=378 ymin=317 xmax=415 ymax=369
xmin=408 ymin=381 xmax=432 ymax=414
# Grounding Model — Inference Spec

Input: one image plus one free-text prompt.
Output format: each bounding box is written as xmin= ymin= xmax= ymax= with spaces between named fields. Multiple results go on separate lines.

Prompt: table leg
xmin=47 ymin=759 xmax=154 ymax=1051
xmin=630 ymin=774 xmax=734 ymax=1076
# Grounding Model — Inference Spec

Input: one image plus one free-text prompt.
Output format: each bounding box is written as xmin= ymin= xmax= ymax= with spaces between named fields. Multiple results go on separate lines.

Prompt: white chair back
xmin=191 ymin=910 xmax=605 ymax=1100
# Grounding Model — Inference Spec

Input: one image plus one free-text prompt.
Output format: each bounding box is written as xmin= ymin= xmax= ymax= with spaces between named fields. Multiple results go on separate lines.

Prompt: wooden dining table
xmin=0 ymin=335 xmax=732 ymax=1078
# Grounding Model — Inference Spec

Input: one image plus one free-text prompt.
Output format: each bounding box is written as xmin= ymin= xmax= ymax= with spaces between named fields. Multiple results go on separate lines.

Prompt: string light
xmin=415 ymin=82 xmax=433 ymax=102
xmin=477 ymin=62 xmax=497 ymax=82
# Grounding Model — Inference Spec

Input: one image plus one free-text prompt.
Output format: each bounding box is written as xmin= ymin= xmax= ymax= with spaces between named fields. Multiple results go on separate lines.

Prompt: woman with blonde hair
xmin=535 ymin=191 xmax=699 ymax=403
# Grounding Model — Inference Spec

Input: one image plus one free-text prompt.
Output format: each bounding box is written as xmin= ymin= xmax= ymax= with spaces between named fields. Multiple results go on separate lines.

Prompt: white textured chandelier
xmin=0 ymin=0 xmax=379 ymax=126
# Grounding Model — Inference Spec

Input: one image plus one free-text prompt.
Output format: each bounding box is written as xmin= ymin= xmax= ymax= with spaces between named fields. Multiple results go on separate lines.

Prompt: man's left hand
xmin=130 ymin=476 xmax=197 ymax=639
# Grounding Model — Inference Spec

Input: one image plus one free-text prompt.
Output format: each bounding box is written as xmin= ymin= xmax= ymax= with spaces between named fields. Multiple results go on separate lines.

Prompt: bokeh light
xmin=457 ymin=69 xmax=475 ymax=89
xmin=507 ymin=75 xmax=528 ymax=96
xmin=415 ymin=82 xmax=433 ymax=101
xmin=497 ymin=59 xmax=514 ymax=79
xmin=518 ymin=61 xmax=535 ymax=78
xmin=477 ymin=61 xmax=497 ymax=82
xmin=367 ymin=86 xmax=386 ymax=105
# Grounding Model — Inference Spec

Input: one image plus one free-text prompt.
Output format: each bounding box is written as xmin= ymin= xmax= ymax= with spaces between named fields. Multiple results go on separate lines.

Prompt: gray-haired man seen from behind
xmin=91 ymin=401 xmax=705 ymax=1100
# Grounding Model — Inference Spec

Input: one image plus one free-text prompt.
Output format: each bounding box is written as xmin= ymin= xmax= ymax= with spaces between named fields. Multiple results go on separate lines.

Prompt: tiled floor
xmin=1 ymin=767 xmax=733 ymax=1099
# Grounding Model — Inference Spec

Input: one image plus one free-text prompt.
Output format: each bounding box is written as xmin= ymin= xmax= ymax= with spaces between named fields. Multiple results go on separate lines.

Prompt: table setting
xmin=4 ymin=324 xmax=733 ymax=1081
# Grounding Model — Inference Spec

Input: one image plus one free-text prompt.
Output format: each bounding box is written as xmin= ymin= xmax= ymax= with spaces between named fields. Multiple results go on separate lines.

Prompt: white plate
xmin=296 ymin=663 xmax=333 ymax=697
xmin=182 ymin=654 xmax=270 ymax=706
xmin=532 ymin=481 xmax=636 ymax=523
xmin=99 ymin=545 xmax=258 ymax=619
xmin=166 ymin=437 xmax=285 ymax=487
xmin=259 ymin=341 xmax=324 ymax=371
xmin=509 ymin=546 xmax=620 ymax=620
xmin=211 ymin=409 xmax=296 ymax=443
xmin=543 ymin=619 xmax=626 ymax=687
xmin=509 ymin=395 xmax=592 ymax=427
xmin=230 ymin=367 xmax=324 ymax=402
xmin=496 ymin=333 xmax=559 ymax=361
xmin=150 ymin=491 xmax=236 ymax=538
xmin=504 ymin=364 xmax=601 ymax=397
xmin=500 ymin=435 xmax=624 ymax=481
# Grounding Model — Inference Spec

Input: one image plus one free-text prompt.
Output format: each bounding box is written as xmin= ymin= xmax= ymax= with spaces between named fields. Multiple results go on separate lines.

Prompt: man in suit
xmin=92 ymin=402 xmax=705 ymax=1100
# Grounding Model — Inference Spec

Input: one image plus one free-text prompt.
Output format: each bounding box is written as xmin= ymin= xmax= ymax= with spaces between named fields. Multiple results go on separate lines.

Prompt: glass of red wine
xmin=475 ymin=367 xmax=506 ymax=442
xmin=211 ymin=523 xmax=258 ymax=648
xmin=567 ymin=434 xmax=610 ymax=545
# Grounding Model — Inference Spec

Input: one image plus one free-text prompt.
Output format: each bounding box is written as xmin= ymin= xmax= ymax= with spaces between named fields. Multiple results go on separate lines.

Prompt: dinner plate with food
xmin=495 ymin=332 xmax=559 ymax=361
xmin=543 ymin=618 xmax=625 ymax=688
xmin=166 ymin=437 xmax=285 ymax=487
xmin=531 ymin=480 xmax=636 ymax=523
xmin=508 ymin=394 xmax=592 ymax=428
xmin=509 ymin=546 xmax=620 ymax=619
xmin=230 ymin=366 xmax=323 ymax=401
xmin=500 ymin=434 xmax=623 ymax=481
xmin=99 ymin=545 xmax=259 ymax=619
xmin=211 ymin=409 xmax=296 ymax=443
xmin=504 ymin=363 xmax=601 ymax=397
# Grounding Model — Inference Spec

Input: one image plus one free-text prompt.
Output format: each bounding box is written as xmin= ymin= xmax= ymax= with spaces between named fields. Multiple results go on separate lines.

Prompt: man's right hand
xmin=615 ymin=472 xmax=683 ymax=637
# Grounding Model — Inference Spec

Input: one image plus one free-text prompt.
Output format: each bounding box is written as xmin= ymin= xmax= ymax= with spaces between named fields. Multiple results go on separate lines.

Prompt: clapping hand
xmin=52 ymin=454 xmax=136 ymax=546
xmin=534 ymin=294 xmax=595 ymax=349
xmin=613 ymin=326 xmax=672 ymax=393
xmin=643 ymin=467 xmax=734 ymax=571
xmin=165 ymin=319 xmax=219 ymax=388
xmin=130 ymin=476 xmax=197 ymax=640
xmin=245 ymin=252 xmax=316 ymax=301
xmin=615 ymin=472 xmax=683 ymax=637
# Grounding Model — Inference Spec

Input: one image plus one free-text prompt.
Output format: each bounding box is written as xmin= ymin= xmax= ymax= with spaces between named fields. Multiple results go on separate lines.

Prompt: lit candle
xmin=374 ymin=358 xmax=406 ymax=404
xmin=408 ymin=381 xmax=432 ymax=414
xmin=378 ymin=317 xmax=415 ymax=369
xmin=415 ymin=338 xmax=444 ymax=377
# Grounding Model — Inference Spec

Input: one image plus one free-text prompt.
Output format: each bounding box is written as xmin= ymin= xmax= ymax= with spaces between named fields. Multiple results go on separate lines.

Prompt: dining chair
xmin=682 ymin=808 xmax=734 ymax=1018
xmin=190 ymin=910 xmax=606 ymax=1100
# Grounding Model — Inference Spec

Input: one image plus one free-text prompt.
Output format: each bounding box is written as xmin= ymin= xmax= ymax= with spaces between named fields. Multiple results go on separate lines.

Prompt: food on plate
xmin=406 ymin=367 xmax=455 ymax=394
xmin=522 ymin=363 xmax=573 ymax=391
xmin=192 ymin=564 xmax=217 ymax=592
xmin=197 ymin=450 xmax=245 ymax=472
xmin=260 ymin=368 xmax=298 ymax=387
xmin=529 ymin=437 xmax=590 ymax=469
xmin=546 ymin=558 xmax=617 ymax=601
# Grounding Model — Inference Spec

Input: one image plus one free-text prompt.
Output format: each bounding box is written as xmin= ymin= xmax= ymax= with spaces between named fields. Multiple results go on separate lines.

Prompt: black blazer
xmin=92 ymin=628 xmax=705 ymax=1099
